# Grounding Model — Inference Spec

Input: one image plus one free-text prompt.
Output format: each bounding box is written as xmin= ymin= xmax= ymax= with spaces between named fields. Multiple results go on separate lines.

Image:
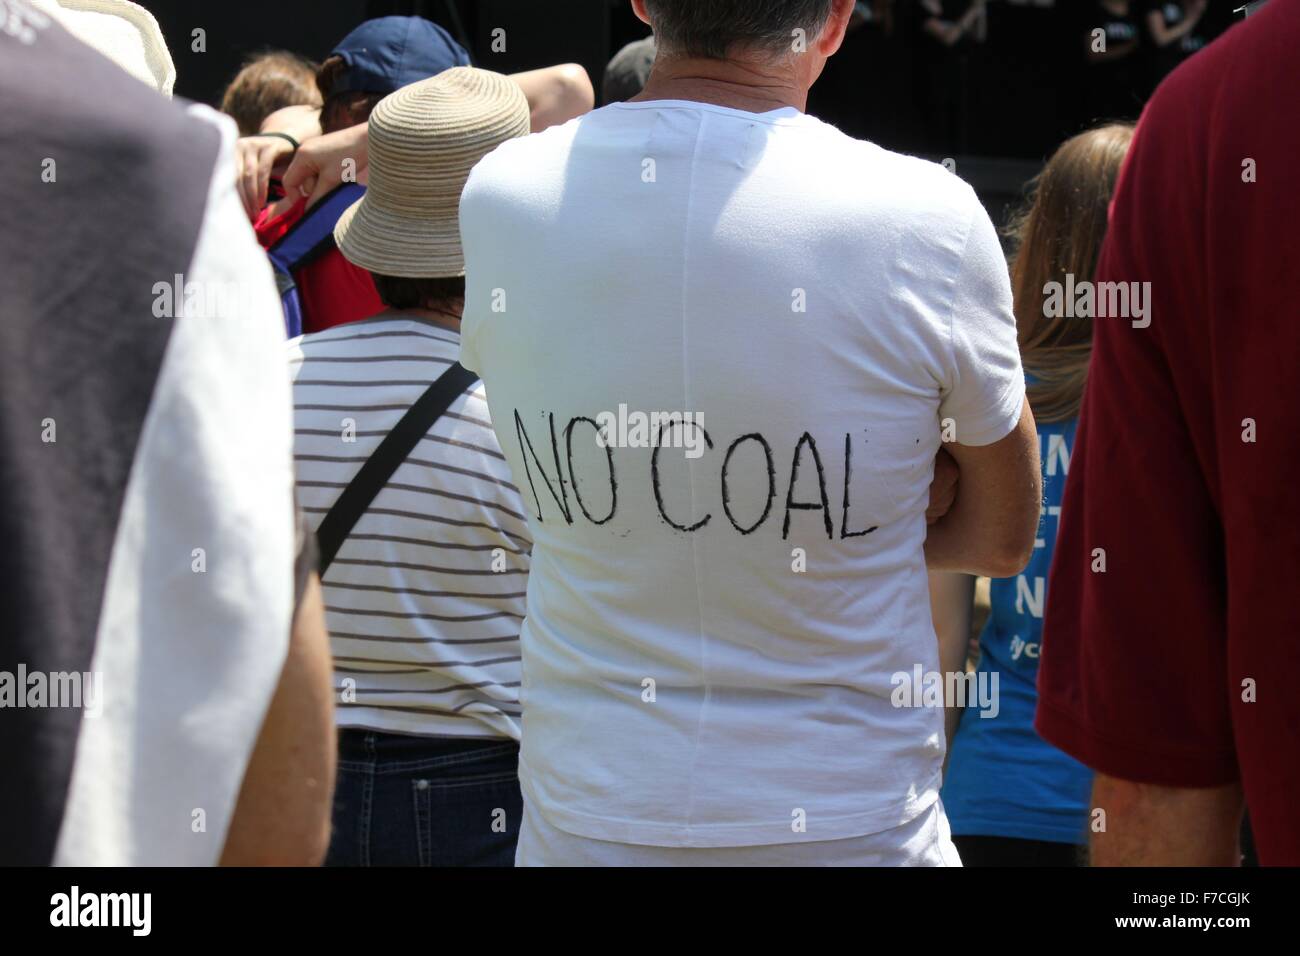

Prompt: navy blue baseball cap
xmin=328 ymin=16 xmax=471 ymax=96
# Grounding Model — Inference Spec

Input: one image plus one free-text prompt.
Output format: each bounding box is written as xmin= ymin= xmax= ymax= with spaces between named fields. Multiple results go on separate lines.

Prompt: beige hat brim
xmin=32 ymin=0 xmax=176 ymax=96
xmin=334 ymin=195 xmax=466 ymax=279
xmin=331 ymin=67 xmax=531 ymax=280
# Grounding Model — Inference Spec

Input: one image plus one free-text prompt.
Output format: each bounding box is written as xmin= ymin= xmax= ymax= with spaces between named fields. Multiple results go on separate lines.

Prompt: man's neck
xmin=631 ymin=52 xmax=809 ymax=114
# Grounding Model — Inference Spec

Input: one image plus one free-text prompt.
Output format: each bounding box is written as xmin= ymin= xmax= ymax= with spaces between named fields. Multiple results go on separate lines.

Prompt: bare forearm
xmin=221 ymin=575 xmax=336 ymax=866
xmin=925 ymin=492 xmax=1027 ymax=577
xmin=924 ymin=398 xmax=1039 ymax=576
xmin=1090 ymin=773 xmax=1244 ymax=866
xmin=928 ymin=570 xmax=975 ymax=754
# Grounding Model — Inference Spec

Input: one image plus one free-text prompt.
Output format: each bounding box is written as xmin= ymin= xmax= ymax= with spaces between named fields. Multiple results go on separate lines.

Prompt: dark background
xmin=144 ymin=0 xmax=1241 ymax=226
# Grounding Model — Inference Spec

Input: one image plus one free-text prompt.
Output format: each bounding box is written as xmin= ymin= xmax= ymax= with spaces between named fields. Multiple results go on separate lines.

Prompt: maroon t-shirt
xmin=1036 ymin=0 xmax=1300 ymax=865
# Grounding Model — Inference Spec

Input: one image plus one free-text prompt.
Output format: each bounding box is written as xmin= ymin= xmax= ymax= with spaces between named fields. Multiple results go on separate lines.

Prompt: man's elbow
xmin=979 ymin=485 xmax=1041 ymax=578
xmin=553 ymin=63 xmax=595 ymax=118
xmin=985 ymin=526 xmax=1037 ymax=578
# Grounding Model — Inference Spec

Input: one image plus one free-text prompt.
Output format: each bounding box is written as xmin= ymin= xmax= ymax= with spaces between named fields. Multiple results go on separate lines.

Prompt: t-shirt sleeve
xmin=457 ymin=163 xmax=492 ymax=376
xmin=938 ymin=200 xmax=1026 ymax=446
xmin=459 ymin=317 xmax=481 ymax=375
xmin=1035 ymin=253 xmax=1235 ymax=785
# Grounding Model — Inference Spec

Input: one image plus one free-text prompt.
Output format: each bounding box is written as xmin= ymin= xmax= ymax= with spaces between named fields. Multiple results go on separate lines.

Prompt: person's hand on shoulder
xmin=233 ymin=106 xmax=324 ymax=221
xmin=282 ymin=120 xmax=370 ymax=210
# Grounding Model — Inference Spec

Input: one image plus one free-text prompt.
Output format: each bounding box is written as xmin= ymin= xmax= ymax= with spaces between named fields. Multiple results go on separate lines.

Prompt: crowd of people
xmin=2 ymin=0 xmax=1296 ymax=868
xmin=795 ymin=0 xmax=1230 ymax=156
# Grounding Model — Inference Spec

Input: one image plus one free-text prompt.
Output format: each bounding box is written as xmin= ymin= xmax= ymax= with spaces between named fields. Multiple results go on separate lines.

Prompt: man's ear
xmin=631 ymin=0 xmax=652 ymax=29
xmin=816 ymin=0 xmax=858 ymax=56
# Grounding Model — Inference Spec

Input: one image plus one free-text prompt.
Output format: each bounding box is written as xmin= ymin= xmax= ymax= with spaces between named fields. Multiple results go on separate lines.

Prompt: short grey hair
xmin=642 ymin=0 xmax=836 ymax=60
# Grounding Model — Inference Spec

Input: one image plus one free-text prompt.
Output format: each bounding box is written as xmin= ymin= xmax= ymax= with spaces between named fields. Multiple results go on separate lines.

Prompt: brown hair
xmin=370 ymin=274 xmax=466 ymax=312
xmin=1007 ymin=122 xmax=1135 ymax=423
xmin=316 ymin=55 xmax=387 ymax=135
xmin=220 ymin=51 xmax=322 ymax=137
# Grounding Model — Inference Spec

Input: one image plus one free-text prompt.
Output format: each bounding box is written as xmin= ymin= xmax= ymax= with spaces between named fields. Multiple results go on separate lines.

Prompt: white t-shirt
xmin=460 ymin=99 xmax=1024 ymax=848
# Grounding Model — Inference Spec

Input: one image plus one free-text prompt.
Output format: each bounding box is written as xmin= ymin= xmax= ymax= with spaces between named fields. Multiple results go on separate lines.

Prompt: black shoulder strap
xmin=316 ymin=362 xmax=479 ymax=575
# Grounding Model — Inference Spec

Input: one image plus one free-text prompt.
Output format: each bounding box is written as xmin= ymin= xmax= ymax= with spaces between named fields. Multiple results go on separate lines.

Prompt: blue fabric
xmin=940 ymin=417 xmax=1093 ymax=845
xmin=280 ymin=289 xmax=303 ymax=340
xmin=331 ymin=16 xmax=470 ymax=95
xmin=267 ymin=183 xmax=365 ymax=338
xmin=325 ymin=730 xmax=522 ymax=867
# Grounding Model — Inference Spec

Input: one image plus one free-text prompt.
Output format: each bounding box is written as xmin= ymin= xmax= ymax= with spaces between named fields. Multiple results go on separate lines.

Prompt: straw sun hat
xmin=334 ymin=66 xmax=531 ymax=279
xmin=32 ymin=0 xmax=176 ymax=96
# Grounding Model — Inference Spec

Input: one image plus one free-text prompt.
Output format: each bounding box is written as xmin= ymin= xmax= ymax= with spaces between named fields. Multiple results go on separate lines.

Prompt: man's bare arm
xmin=929 ymin=570 xmax=976 ymax=758
xmin=221 ymin=573 xmax=336 ymax=866
xmin=1090 ymin=773 xmax=1244 ymax=866
xmin=924 ymin=397 xmax=1041 ymax=578
xmin=277 ymin=64 xmax=595 ymax=209
xmin=509 ymin=64 xmax=595 ymax=131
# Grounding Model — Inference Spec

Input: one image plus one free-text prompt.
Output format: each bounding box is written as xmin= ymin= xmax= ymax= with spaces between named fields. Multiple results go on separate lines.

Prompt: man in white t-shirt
xmin=460 ymin=0 xmax=1041 ymax=865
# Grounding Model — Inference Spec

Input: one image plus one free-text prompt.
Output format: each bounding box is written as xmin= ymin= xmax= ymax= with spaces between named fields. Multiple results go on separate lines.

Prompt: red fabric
xmin=253 ymin=196 xmax=383 ymax=334
xmin=1036 ymin=0 xmax=1300 ymax=865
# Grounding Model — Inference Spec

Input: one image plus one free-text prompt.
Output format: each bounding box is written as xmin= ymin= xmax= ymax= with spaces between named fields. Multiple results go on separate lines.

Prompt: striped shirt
xmin=288 ymin=316 xmax=530 ymax=739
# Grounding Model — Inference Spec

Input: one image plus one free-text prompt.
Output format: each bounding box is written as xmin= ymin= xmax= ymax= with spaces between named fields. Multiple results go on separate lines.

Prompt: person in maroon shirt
xmin=1036 ymin=0 xmax=1300 ymax=866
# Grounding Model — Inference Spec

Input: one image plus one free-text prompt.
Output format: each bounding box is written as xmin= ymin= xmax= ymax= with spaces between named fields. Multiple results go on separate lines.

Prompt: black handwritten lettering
xmin=652 ymin=420 xmax=713 ymax=532
xmin=565 ymin=416 xmax=617 ymax=525
xmin=721 ymin=433 xmax=776 ymax=535
xmin=782 ymin=432 xmax=833 ymax=540
xmin=840 ymin=432 xmax=878 ymax=538
xmin=514 ymin=409 xmax=573 ymax=524
xmin=516 ymin=409 xmax=894 ymax=543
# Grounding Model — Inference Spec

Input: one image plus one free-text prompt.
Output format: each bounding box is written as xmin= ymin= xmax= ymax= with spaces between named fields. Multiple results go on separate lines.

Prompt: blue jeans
xmin=325 ymin=730 xmax=522 ymax=867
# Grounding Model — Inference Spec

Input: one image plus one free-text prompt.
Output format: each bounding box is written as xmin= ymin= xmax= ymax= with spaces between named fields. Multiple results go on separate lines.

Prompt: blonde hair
xmin=1007 ymin=122 xmax=1135 ymax=423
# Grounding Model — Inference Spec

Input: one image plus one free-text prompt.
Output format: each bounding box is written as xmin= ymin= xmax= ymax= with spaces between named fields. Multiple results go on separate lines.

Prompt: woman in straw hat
xmin=331 ymin=67 xmax=531 ymax=288
xmin=288 ymin=66 xmax=534 ymax=867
